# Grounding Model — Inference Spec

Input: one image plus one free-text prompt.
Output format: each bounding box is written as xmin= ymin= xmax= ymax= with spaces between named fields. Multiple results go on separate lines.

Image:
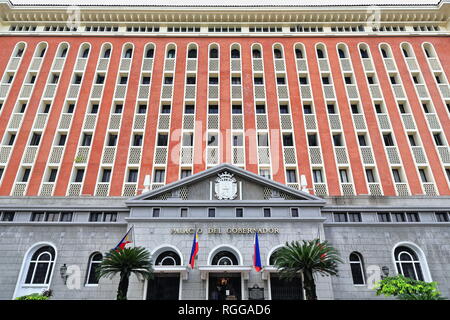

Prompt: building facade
xmin=0 ymin=0 xmax=449 ymax=300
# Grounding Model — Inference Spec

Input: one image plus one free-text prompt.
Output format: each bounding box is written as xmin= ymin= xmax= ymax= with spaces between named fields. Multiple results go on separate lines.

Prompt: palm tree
xmin=97 ymin=246 xmax=153 ymax=300
xmin=273 ymin=239 xmax=342 ymax=300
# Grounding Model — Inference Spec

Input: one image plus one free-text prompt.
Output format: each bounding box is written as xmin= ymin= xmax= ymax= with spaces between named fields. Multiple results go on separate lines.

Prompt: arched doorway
xmin=208 ymin=249 xmax=242 ymax=300
xmin=146 ymin=248 xmax=183 ymax=300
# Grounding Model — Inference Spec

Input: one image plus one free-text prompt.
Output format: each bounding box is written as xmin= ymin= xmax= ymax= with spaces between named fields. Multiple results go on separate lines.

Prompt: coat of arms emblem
xmin=214 ymin=172 xmax=238 ymax=200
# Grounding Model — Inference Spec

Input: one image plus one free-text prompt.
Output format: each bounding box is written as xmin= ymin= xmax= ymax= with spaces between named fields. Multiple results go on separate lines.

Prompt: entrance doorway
xmin=270 ymin=274 xmax=304 ymax=300
xmin=208 ymin=273 xmax=242 ymax=300
xmin=146 ymin=274 xmax=180 ymax=300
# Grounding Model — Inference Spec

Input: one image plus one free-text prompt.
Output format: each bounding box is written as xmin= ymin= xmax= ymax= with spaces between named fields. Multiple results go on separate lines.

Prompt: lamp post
xmin=60 ymin=264 xmax=68 ymax=285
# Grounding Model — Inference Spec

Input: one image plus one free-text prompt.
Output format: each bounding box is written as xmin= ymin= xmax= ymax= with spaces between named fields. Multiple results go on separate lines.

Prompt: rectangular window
xmin=327 ymin=104 xmax=336 ymax=114
xmin=258 ymin=133 xmax=269 ymax=147
xmin=21 ymin=168 xmax=31 ymax=182
xmin=392 ymin=212 xmax=406 ymax=222
xmin=231 ymin=77 xmax=241 ymax=85
xmin=433 ymin=133 xmax=443 ymax=146
xmin=48 ymin=169 xmax=58 ymax=182
xmin=259 ymin=169 xmax=271 ymax=179
xmin=209 ymin=77 xmax=219 ymax=85
xmin=254 ymin=77 xmax=263 ymax=85
xmin=157 ymin=134 xmax=168 ymax=146
xmin=334 ymin=213 xmax=348 ymax=222
xmin=333 ymin=134 xmax=342 ymax=146
xmin=138 ymin=104 xmax=147 ymax=114
xmin=142 ymin=76 xmax=151 ymax=84
xmin=90 ymin=104 xmax=99 ymax=114
xmin=153 ymin=169 xmax=165 ymax=183
xmin=152 ymin=208 xmax=160 ymax=217
xmin=1 ymin=212 xmax=15 ymax=221
xmin=120 ymin=76 xmax=128 ymax=84
xmin=303 ymin=104 xmax=312 ymax=114
xmin=348 ymin=212 xmax=362 ymax=222
xmin=308 ymin=134 xmax=318 ymax=147
xmin=161 ymin=105 xmax=171 ymax=114
xmin=30 ymin=133 xmax=41 ymax=146
xmin=366 ymin=169 xmax=375 ymax=183
xmin=233 ymin=135 xmax=243 ymax=147
xmin=383 ymin=133 xmax=394 ymax=146
xmin=255 ymin=105 xmax=266 ymax=114
xmin=60 ymin=212 xmax=73 ymax=222
xmin=419 ymin=169 xmax=428 ymax=183
xmin=313 ymin=169 xmax=323 ymax=183
xmin=208 ymin=105 xmax=219 ymax=114
xmin=286 ymin=169 xmax=297 ymax=183
xmin=374 ymin=104 xmax=383 ymax=114
xmin=101 ymin=169 xmax=111 ymax=183
xmin=208 ymin=134 xmax=218 ymax=146
xmin=67 ymin=104 xmax=75 ymax=113
xmin=291 ymin=208 xmax=299 ymax=218
xmin=236 ymin=208 xmax=243 ymax=218
xmin=283 ymin=134 xmax=294 ymax=146
xmin=31 ymin=212 xmax=45 ymax=222
xmin=378 ymin=212 xmax=391 ymax=222
xmin=108 ymin=134 xmax=118 ymax=147
xmin=128 ymin=169 xmax=138 ymax=183
xmin=74 ymin=169 xmax=84 ymax=182
xmin=279 ymin=105 xmax=289 ymax=114
xmin=406 ymin=212 xmax=420 ymax=222
xmin=181 ymin=169 xmax=192 ymax=179
xmin=208 ymin=208 xmax=216 ymax=218
xmin=185 ymin=104 xmax=195 ymax=114
xmin=351 ymin=104 xmax=359 ymax=114
xmin=299 ymin=77 xmax=308 ymax=85
xmin=391 ymin=169 xmax=402 ymax=183
xmin=45 ymin=212 xmax=59 ymax=222
xmin=181 ymin=208 xmax=188 ymax=218
xmin=263 ymin=208 xmax=271 ymax=217
xmin=358 ymin=134 xmax=367 ymax=146
xmin=96 ymin=75 xmax=105 ymax=84
xmin=339 ymin=169 xmax=349 ymax=183
xmin=133 ymin=134 xmax=143 ymax=146
xmin=182 ymin=133 xmax=193 ymax=147
xmin=103 ymin=212 xmax=117 ymax=222
xmin=82 ymin=134 xmax=92 ymax=146
xmin=435 ymin=212 xmax=449 ymax=222
xmin=89 ymin=212 xmax=102 ymax=222
xmin=8 ymin=134 xmax=16 ymax=146
xmin=115 ymin=104 xmax=123 ymax=113
xmin=232 ymin=104 xmax=242 ymax=114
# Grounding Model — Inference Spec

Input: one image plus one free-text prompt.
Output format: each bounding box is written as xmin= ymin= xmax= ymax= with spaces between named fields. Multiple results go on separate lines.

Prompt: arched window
xmin=424 ymin=48 xmax=432 ymax=58
xmin=146 ymin=48 xmax=154 ymax=58
xmin=402 ymin=48 xmax=409 ymax=57
xmin=167 ymin=49 xmax=176 ymax=58
xmin=39 ymin=47 xmax=47 ymax=58
xmin=360 ymin=48 xmax=369 ymax=59
xmin=210 ymin=48 xmax=218 ymax=58
xmin=394 ymin=246 xmax=424 ymax=281
xmin=317 ymin=48 xmax=324 ymax=59
xmin=188 ymin=49 xmax=197 ymax=59
xmin=231 ymin=49 xmax=240 ymax=59
xmin=155 ymin=251 xmax=181 ymax=266
xmin=349 ymin=252 xmax=365 ymax=285
xmin=273 ymin=48 xmax=282 ymax=59
xmin=86 ymin=252 xmax=102 ymax=285
xmin=252 ymin=49 xmax=261 ymax=59
xmin=60 ymin=48 xmax=68 ymax=58
xmin=124 ymin=48 xmax=133 ymax=58
xmin=338 ymin=48 xmax=346 ymax=59
xmin=24 ymin=246 xmax=55 ymax=285
xmin=212 ymin=251 xmax=238 ymax=265
xmin=82 ymin=48 xmax=89 ymax=58
xmin=295 ymin=48 xmax=303 ymax=59
xmin=381 ymin=48 xmax=388 ymax=58
xmin=103 ymin=48 xmax=111 ymax=59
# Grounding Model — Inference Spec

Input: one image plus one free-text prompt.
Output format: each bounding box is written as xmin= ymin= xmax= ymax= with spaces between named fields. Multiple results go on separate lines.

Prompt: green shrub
xmin=375 ymin=275 xmax=446 ymax=300
xmin=16 ymin=293 xmax=50 ymax=300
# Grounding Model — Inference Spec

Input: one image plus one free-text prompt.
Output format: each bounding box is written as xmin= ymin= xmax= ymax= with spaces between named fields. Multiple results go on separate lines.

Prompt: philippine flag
xmin=253 ymin=232 xmax=262 ymax=272
xmin=114 ymin=227 xmax=133 ymax=251
xmin=188 ymin=230 xmax=199 ymax=269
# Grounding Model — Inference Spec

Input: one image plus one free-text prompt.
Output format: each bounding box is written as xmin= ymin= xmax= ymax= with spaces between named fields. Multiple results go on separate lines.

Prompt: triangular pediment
xmin=127 ymin=164 xmax=324 ymax=203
